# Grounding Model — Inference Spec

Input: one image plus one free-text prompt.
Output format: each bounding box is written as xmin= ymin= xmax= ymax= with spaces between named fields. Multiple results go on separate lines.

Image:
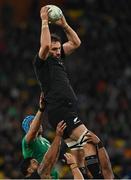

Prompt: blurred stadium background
xmin=0 ymin=0 xmax=131 ymax=178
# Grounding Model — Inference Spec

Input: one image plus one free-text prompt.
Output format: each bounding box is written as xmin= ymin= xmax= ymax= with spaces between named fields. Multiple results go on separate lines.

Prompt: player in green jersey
xmin=21 ymin=93 xmax=59 ymax=179
xmin=21 ymin=120 xmax=66 ymax=179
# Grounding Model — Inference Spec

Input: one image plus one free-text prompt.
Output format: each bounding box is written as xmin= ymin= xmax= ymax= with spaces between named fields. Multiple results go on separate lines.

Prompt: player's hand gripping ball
xmin=47 ymin=5 xmax=63 ymax=22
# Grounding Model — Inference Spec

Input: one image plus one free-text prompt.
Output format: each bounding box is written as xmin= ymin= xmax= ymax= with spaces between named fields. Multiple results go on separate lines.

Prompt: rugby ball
xmin=47 ymin=5 xmax=63 ymax=22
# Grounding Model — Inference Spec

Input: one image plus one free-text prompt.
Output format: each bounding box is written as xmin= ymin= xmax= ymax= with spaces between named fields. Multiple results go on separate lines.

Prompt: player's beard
xmin=49 ymin=52 xmax=61 ymax=59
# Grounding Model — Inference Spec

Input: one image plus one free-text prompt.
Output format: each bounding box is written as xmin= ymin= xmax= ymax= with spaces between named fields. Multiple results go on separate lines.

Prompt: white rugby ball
xmin=47 ymin=5 xmax=63 ymax=22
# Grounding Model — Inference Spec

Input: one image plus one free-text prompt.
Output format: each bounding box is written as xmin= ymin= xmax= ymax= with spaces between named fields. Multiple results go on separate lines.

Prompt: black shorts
xmin=48 ymin=102 xmax=83 ymax=139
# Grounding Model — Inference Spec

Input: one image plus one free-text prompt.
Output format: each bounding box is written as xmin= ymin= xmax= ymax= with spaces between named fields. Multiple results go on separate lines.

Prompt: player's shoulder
xmin=22 ymin=135 xmax=26 ymax=142
xmin=33 ymin=53 xmax=50 ymax=67
xmin=22 ymin=136 xmax=27 ymax=147
xmin=33 ymin=54 xmax=43 ymax=63
xmin=22 ymin=135 xmax=36 ymax=146
xmin=41 ymin=137 xmax=51 ymax=144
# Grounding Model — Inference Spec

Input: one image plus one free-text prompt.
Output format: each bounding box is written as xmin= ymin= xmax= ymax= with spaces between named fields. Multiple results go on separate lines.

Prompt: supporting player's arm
xmin=54 ymin=16 xmax=81 ymax=55
xmin=25 ymin=93 xmax=45 ymax=144
xmin=39 ymin=6 xmax=51 ymax=60
xmin=38 ymin=121 xmax=67 ymax=178
xmin=64 ymin=153 xmax=84 ymax=179
xmin=86 ymin=131 xmax=114 ymax=179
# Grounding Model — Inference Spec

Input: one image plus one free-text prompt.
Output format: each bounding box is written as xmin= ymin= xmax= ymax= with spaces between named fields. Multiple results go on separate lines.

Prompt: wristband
xmin=42 ymin=20 xmax=48 ymax=24
xmin=70 ymin=163 xmax=78 ymax=170
xmin=39 ymin=107 xmax=45 ymax=112
xmin=97 ymin=141 xmax=104 ymax=149
xmin=42 ymin=20 xmax=48 ymax=29
xmin=42 ymin=24 xmax=48 ymax=29
xmin=42 ymin=25 xmax=48 ymax=29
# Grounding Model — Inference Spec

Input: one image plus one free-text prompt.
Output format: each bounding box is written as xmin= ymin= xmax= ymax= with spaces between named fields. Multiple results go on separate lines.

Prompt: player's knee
xmin=66 ymin=130 xmax=97 ymax=156
xmin=84 ymin=143 xmax=97 ymax=154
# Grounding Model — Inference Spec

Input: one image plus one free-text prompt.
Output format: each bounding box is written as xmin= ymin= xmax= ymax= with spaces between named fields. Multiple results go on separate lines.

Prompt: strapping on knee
xmin=67 ymin=141 xmax=83 ymax=150
xmin=79 ymin=167 xmax=89 ymax=179
xmin=66 ymin=130 xmax=89 ymax=150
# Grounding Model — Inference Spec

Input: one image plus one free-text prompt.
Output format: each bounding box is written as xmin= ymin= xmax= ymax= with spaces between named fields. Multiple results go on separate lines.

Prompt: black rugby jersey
xmin=33 ymin=51 xmax=77 ymax=111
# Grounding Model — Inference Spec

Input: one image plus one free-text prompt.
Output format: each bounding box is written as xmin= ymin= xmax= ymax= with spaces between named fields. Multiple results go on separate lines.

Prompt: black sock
xmin=79 ymin=167 xmax=89 ymax=179
xmin=85 ymin=155 xmax=104 ymax=179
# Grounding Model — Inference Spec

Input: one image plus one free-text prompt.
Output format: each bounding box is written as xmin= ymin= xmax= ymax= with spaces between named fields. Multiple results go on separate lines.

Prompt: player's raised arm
xmin=38 ymin=120 xmax=66 ymax=178
xmin=54 ymin=15 xmax=81 ymax=55
xmin=24 ymin=93 xmax=45 ymax=144
xmin=39 ymin=6 xmax=51 ymax=60
xmin=86 ymin=131 xmax=114 ymax=179
xmin=64 ymin=153 xmax=84 ymax=179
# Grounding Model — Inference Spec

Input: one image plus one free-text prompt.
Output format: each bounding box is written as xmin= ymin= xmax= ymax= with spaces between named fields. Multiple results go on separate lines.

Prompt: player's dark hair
xmin=25 ymin=172 xmax=40 ymax=179
xmin=20 ymin=157 xmax=32 ymax=176
xmin=51 ymin=33 xmax=61 ymax=43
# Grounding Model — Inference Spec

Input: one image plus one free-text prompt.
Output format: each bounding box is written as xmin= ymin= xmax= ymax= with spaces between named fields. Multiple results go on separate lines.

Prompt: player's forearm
xmin=70 ymin=164 xmax=84 ymax=179
xmin=98 ymin=147 xmax=114 ymax=179
xmin=38 ymin=135 xmax=61 ymax=174
xmin=25 ymin=110 xmax=44 ymax=143
xmin=40 ymin=20 xmax=51 ymax=49
xmin=29 ymin=110 xmax=43 ymax=134
xmin=43 ymin=135 xmax=61 ymax=163
xmin=64 ymin=24 xmax=81 ymax=48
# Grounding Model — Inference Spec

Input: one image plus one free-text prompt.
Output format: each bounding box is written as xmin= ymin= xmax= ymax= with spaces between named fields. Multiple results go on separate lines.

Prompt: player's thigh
xmin=71 ymin=149 xmax=85 ymax=167
xmin=69 ymin=124 xmax=88 ymax=140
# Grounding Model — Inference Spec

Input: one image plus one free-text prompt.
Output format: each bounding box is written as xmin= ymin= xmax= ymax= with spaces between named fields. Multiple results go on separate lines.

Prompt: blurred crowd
xmin=0 ymin=0 xmax=131 ymax=178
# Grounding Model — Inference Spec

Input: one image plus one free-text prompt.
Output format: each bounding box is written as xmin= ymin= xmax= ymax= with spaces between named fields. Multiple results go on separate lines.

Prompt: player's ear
xmin=31 ymin=159 xmax=36 ymax=164
xmin=27 ymin=166 xmax=33 ymax=174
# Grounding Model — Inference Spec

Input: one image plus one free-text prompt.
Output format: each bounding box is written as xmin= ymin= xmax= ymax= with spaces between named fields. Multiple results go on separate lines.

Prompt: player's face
xmin=38 ymin=125 xmax=43 ymax=135
xmin=28 ymin=159 xmax=39 ymax=173
xmin=49 ymin=41 xmax=61 ymax=59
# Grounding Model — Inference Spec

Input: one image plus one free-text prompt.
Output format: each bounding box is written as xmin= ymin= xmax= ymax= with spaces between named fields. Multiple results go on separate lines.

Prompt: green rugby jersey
xmin=22 ymin=135 xmax=59 ymax=179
